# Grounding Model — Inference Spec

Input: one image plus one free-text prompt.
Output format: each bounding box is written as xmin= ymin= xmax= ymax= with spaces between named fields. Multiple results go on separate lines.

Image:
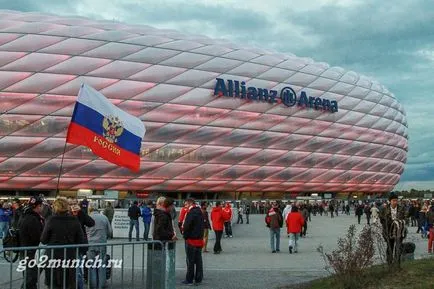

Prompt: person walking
xmin=245 ymin=204 xmax=250 ymax=224
xmin=301 ymin=205 xmax=309 ymax=237
xmin=17 ymin=196 xmax=45 ymax=289
xmin=356 ymin=203 xmax=364 ymax=224
xmin=86 ymin=203 xmax=112 ymax=289
xmin=211 ymin=202 xmax=224 ymax=254
xmin=265 ymin=202 xmax=283 ymax=253
xmin=222 ymin=202 xmax=233 ymax=238
xmin=365 ymin=204 xmax=372 ymax=225
xmin=329 ymin=202 xmax=335 ymax=218
xmin=140 ymin=200 xmax=153 ymax=241
xmin=128 ymin=201 xmax=141 ymax=242
xmin=41 ymin=198 xmax=85 ymax=289
xmin=282 ymin=202 xmax=292 ymax=224
xmin=380 ymin=192 xmax=406 ymax=266
xmin=181 ymin=199 xmax=205 ymax=286
xmin=236 ymin=205 xmax=244 ymax=224
xmin=371 ymin=203 xmax=380 ymax=224
xmin=286 ymin=206 xmax=305 ymax=254
xmin=201 ymin=202 xmax=211 ymax=253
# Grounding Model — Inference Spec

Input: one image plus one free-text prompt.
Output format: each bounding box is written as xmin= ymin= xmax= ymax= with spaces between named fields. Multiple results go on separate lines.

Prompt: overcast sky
xmin=1 ymin=0 xmax=433 ymax=190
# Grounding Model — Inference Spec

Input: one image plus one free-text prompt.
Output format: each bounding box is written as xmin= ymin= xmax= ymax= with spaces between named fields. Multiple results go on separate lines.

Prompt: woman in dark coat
xmin=41 ymin=198 xmax=85 ymax=289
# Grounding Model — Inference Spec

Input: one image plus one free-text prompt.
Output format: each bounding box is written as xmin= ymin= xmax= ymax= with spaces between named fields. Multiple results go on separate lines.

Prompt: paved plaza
xmin=0 ymin=212 xmax=431 ymax=289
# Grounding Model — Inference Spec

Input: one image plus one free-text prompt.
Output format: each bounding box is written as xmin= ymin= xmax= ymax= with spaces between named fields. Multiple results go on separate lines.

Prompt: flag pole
xmin=56 ymin=141 xmax=68 ymax=195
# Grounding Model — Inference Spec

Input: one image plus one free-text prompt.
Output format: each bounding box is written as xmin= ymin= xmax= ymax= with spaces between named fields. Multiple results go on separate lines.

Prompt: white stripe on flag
xmin=77 ymin=84 xmax=145 ymax=138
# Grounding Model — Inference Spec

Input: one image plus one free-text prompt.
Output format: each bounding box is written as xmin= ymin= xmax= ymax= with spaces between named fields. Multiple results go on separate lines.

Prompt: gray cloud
xmin=0 ymin=0 xmax=432 ymax=188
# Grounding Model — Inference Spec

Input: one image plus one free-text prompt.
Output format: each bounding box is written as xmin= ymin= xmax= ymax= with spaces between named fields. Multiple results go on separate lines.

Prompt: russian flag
xmin=66 ymin=84 xmax=145 ymax=172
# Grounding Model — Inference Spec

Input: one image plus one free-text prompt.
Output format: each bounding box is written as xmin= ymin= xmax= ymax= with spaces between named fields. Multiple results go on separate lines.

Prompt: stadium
xmin=0 ymin=10 xmax=408 ymax=199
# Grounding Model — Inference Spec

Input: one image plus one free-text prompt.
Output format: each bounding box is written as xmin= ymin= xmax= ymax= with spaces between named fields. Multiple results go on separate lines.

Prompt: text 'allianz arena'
xmin=0 ymin=10 xmax=408 ymax=192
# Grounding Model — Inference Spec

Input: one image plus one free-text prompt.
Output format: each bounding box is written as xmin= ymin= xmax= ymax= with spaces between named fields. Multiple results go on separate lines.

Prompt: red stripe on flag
xmin=66 ymin=122 xmax=140 ymax=172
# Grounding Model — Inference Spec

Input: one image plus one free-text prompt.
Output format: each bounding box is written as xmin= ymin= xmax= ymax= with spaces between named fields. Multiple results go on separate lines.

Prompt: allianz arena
xmin=0 ymin=10 xmax=408 ymax=193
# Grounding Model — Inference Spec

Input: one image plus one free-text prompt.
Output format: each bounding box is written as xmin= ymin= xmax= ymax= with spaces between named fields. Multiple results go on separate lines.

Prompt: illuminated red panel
xmin=33 ymin=177 xmax=92 ymax=189
xmin=145 ymin=180 xmax=196 ymax=191
xmin=2 ymin=176 xmax=52 ymax=188
xmin=112 ymin=179 xmax=165 ymax=190
xmin=105 ymin=161 xmax=166 ymax=177
xmin=175 ymin=164 xmax=231 ymax=180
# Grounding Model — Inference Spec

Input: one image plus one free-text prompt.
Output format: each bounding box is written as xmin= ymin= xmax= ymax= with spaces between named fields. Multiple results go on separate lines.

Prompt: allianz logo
xmin=213 ymin=78 xmax=338 ymax=113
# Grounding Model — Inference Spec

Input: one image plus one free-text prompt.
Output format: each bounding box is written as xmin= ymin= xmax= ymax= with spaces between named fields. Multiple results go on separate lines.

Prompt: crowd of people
xmin=1 ymin=194 xmax=433 ymax=288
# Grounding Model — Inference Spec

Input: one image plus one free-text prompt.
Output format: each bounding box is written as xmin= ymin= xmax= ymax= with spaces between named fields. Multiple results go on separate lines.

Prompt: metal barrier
xmin=0 ymin=240 xmax=176 ymax=289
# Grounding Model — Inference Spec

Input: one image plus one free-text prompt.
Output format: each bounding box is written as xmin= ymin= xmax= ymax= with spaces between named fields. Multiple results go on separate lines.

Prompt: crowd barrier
xmin=0 ymin=240 xmax=176 ymax=289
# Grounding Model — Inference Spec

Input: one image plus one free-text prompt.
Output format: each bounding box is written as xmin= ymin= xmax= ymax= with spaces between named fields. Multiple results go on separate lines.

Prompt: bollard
xmin=146 ymin=242 xmax=176 ymax=289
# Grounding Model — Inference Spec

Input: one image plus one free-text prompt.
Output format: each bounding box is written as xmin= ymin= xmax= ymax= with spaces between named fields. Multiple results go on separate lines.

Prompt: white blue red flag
xmin=66 ymin=84 xmax=145 ymax=171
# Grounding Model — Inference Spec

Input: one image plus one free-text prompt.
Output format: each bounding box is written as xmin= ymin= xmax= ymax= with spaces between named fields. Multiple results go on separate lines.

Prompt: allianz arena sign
xmin=214 ymin=78 xmax=339 ymax=113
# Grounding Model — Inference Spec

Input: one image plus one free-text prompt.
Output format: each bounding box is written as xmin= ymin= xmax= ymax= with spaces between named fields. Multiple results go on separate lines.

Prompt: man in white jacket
xmin=283 ymin=202 xmax=293 ymax=231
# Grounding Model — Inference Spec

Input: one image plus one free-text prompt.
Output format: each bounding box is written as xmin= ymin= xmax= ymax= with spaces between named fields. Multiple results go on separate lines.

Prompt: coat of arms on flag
xmin=66 ymin=84 xmax=146 ymax=171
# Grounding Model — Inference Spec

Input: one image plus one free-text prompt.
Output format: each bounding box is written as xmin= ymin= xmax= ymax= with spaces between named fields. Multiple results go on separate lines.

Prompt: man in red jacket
xmin=286 ymin=206 xmax=305 ymax=254
xmin=222 ymin=202 xmax=233 ymax=238
xmin=211 ymin=201 xmax=225 ymax=254
xmin=178 ymin=201 xmax=189 ymax=234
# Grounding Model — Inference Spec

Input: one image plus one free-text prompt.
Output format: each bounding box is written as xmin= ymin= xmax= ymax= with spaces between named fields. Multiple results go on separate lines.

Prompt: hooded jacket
xmin=211 ymin=206 xmax=224 ymax=231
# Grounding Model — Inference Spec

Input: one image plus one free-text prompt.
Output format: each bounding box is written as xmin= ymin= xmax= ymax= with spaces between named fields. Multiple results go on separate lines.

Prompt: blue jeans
xmin=143 ymin=222 xmax=150 ymax=240
xmin=129 ymin=219 xmax=139 ymax=241
xmin=289 ymin=233 xmax=299 ymax=252
xmin=269 ymin=228 xmax=280 ymax=251
xmin=87 ymin=246 xmax=107 ymax=289
xmin=0 ymin=222 xmax=9 ymax=239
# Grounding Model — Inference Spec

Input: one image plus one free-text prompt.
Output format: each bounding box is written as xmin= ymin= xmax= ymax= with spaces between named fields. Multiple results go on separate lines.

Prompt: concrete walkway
xmin=0 ymin=212 xmax=430 ymax=289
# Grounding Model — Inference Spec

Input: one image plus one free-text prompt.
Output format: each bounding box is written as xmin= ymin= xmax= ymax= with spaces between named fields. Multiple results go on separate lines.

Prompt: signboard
xmin=112 ymin=209 xmax=149 ymax=239
xmin=424 ymin=193 xmax=432 ymax=199
xmin=214 ymin=78 xmax=338 ymax=113
xmin=324 ymin=193 xmax=332 ymax=199
xmin=77 ymin=189 xmax=92 ymax=198
xmin=104 ymin=190 xmax=119 ymax=199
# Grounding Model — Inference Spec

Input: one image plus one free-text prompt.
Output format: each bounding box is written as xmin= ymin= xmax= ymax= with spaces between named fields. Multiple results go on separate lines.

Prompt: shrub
xmin=317 ymin=225 xmax=375 ymax=289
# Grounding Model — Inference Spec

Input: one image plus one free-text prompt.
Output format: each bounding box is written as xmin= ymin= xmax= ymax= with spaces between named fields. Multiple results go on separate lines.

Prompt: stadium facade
xmin=0 ymin=10 xmax=408 ymax=195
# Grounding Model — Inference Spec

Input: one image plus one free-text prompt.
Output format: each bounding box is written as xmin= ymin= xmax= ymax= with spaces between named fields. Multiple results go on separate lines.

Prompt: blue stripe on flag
xmin=71 ymin=102 xmax=142 ymax=155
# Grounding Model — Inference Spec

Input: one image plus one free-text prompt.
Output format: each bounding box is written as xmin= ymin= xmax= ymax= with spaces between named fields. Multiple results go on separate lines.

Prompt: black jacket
xmin=41 ymin=213 xmax=84 ymax=289
xmin=128 ymin=205 xmax=141 ymax=220
xmin=41 ymin=213 xmax=85 ymax=258
xmin=153 ymin=208 xmax=175 ymax=241
xmin=18 ymin=207 xmax=44 ymax=250
xmin=183 ymin=207 xmax=204 ymax=240
xmin=76 ymin=209 xmax=95 ymax=242
xmin=11 ymin=206 xmax=24 ymax=229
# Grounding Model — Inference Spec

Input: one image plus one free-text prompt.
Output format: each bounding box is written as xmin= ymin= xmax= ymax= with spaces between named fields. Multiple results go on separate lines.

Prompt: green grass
xmin=282 ymin=258 xmax=434 ymax=289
